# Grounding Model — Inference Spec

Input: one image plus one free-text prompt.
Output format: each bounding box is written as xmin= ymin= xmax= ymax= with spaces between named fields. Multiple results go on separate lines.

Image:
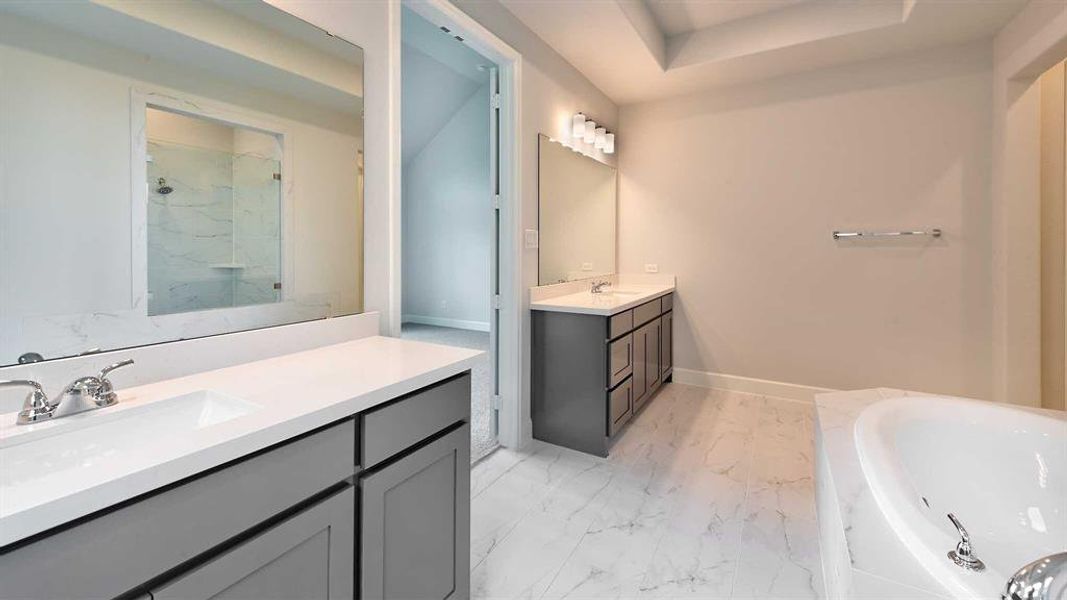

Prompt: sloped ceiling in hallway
xmin=402 ymin=46 xmax=480 ymax=165
xmin=500 ymin=0 xmax=1028 ymax=104
xmin=402 ymin=7 xmax=491 ymax=165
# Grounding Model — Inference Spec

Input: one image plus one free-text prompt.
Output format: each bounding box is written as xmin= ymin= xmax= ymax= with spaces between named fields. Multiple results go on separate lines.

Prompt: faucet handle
xmin=94 ymin=359 xmax=133 ymax=407
xmin=98 ymin=358 xmax=134 ymax=381
xmin=2 ymin=380 xmax=55 ymax=424
xmin=947 ymin=513 xmax=970 ymax=542
xmin=946 ymin=513 xmax=985 ymax=571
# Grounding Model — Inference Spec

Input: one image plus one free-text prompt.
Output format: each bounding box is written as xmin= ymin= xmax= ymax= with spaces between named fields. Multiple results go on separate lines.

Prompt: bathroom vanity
xmin=531 ymin=282 xmax=675 ymax=456
xmin=0 ymin=337 xmax=479 ymax=600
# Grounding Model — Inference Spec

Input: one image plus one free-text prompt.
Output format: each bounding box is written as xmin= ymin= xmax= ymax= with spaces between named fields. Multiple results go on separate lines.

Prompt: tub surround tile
xmin=849 ymin=569 xmax=952 ymax=599
xmin=471 ymin=385 xmax=825 ymax=600
xmin=814 ymin=388 xmax=954 ymax=599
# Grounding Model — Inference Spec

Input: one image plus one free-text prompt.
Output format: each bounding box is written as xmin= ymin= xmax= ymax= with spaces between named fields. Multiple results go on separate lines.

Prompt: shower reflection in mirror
xmin=144 ymin=107 xmax=284 ymax=316
xmin=0 ymin=0 xmax=365 ymax=366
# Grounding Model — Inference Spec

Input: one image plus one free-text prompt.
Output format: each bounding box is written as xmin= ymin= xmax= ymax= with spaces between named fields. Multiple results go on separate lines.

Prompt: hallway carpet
xmin=400 ymin=323 xmax=496 ymax=462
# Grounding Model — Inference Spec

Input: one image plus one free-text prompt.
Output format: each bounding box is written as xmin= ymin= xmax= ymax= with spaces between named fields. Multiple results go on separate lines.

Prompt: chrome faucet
xmin=2 ymin=359 xmax=134 ymax=425
xmin=1004 ymin=552 xmax=1067 ymax=600
xmin=946 ymin=513 xmax=985 ymax=572
xmin=590 ymin=279 xmax=611 ymax=294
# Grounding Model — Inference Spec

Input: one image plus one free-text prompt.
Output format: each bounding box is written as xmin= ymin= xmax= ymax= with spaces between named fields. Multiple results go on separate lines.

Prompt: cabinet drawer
xmin=361 ymin=373 xmax=470 ymax=469
xmin=608 ymin=334 xmax=633 ymax=388
xmin=661 ymin=293 xmax=673 ymax=313
xmin=608 ymin=378 xmax=632 ymax=436
xmin=609 ymin=310 xmax=633 ymax=339
xmin=152 ymin=485 xmax=355 ymax=600
xmin=633 ymin=298 xmax=661 ymax=327
xmin=0 ymin=420 xmax=356 ymax=600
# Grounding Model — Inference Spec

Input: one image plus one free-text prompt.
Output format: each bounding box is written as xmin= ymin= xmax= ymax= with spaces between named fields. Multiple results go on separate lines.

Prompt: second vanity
xmin=0 ymin=336 xmax=479 ymax=600
xmin=531 ymin=278 xmax=675 ymax=457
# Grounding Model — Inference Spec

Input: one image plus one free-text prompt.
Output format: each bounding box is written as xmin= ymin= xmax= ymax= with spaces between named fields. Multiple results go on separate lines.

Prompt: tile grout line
xmin=726 ymin=394 xmax=769 ymax=600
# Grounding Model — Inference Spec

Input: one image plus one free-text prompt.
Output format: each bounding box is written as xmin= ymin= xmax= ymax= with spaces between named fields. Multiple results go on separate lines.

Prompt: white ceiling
xmin=500 ymin=0 xmax=1028 ymax=105
xmin=645 ymin=0 xmax=810 ymax=36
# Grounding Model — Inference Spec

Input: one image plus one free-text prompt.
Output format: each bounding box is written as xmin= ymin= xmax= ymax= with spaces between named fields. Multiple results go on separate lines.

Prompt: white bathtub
xmin=855 ymin=395 xmax=1067 ymax=598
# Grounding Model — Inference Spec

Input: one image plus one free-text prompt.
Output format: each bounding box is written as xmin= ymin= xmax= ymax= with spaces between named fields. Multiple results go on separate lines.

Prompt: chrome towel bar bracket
xmin=832 ymin=228 xmax=942 ymax=240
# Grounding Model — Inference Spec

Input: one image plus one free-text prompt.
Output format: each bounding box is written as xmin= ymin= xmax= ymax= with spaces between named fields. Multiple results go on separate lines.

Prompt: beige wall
xmin=991 ymin=1 xmax=1067 ymax=407
xmin=619 ymin=41 xmax=994 ymax=398
xmin=1040 ymin=63 xmax=1067 ymax=411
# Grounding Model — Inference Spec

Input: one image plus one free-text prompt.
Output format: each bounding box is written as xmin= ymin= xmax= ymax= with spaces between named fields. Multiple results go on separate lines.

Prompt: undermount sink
xmin=0 ymin=390 xmax=259 ymax=488
xmin=594 ymin=289 xmax=643 ymax=297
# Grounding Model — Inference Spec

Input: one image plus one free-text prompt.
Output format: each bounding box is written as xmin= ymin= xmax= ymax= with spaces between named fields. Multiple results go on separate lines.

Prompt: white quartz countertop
xmin=0 ymin=336 xmax=481 ymax=547
xmin=529 ymin=283 xmax=675 ymax=316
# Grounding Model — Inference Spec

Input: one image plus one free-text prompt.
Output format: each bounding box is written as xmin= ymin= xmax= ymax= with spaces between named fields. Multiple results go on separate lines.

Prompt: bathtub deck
xmin=469 ymin=383 xmax=823 ymax=599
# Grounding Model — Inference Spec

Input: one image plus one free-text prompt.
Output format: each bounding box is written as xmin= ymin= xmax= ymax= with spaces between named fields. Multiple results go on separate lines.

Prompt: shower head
xmin=156 ymin=177 xmax=173 ymax=195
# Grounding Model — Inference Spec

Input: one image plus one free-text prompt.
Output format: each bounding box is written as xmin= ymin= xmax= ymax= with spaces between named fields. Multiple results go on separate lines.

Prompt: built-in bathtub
xmin=815 ymin=388 xmax=1067 ymax=599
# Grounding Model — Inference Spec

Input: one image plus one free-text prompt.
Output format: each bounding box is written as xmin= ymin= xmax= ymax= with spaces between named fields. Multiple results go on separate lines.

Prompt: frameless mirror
xmin=537 ymin=135 xmax=617 ymax=284
xmin=0 ymin=0 xmax=364 ymax=366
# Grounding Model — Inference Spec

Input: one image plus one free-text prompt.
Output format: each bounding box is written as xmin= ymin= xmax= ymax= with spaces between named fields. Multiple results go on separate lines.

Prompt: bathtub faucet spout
xmin=946 ymin=513 xmax=985 ymax=572
xmin=1004 ymin=552 xmax=1067 ymax=600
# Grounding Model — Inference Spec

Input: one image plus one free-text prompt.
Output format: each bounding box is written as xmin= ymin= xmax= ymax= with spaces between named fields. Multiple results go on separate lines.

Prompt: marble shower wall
xmin=147 ymin=140 xmax=235 ymax=315
xmin=146 ymin=140 xmax=281 ymax=316
xmin=232 ymin=152 xmax=281 ymax=307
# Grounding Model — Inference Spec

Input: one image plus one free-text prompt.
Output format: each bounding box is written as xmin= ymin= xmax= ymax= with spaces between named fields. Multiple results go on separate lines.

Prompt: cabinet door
xmin=648 ymin=318 xmax=662 ymax=392
xmin=152 ymin=485 xmax=355 ymax=600
xmin=661 ymin=312 xmax=673 ymax=376
xmin=361 ymin=424 xmax=470 ymax=600
xmin=632 ymin=321 xmax=649 ymax=408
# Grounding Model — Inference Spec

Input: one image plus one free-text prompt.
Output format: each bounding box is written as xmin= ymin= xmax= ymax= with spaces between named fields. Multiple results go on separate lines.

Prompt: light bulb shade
xmin=594 ymin=127 xmax=607 ymax=149
xmin=584 ymin=120 xmax=597 ymax=144
xmin=604 ymin=133 xmax=615 ymax=154
xmin=571 ymin=113 xmax=586 ymax=138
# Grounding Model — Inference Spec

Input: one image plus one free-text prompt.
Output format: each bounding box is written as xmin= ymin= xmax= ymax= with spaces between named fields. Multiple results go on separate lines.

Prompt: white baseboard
xmin=672 ymin=368 xmax=836 ymax=403
xmin=401 ymin=314 xmax=490 ymax=332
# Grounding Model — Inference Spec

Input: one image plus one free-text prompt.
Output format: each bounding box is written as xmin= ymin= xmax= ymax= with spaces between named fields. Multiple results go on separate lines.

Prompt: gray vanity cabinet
xmin=532 ymin=293 xmax=674 ymax=457
xmin=152 ymin=485 xmax=355 ymax=600
xmin=360 ymin=424 xmax=471 ymax=600
xmin=0 ymin=373 xmax=472 ymax=600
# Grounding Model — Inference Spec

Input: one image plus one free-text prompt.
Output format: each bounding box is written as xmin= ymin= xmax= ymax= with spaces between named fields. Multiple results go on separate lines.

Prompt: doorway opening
xmin=399 ymin=4 xmax=514 ymax=461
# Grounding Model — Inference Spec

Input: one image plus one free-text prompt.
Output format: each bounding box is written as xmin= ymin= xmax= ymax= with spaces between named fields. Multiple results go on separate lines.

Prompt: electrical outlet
xmin=581 ymin=262 xmax=593 ymax=271
xmin=645 ymin=263 xmax=659 ymax=273
xmin=524 ymin=229 xmax=539 ymax=249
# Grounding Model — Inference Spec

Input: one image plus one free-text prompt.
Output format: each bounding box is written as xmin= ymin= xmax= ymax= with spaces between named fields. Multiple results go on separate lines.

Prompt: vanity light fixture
xmin=571 ymin=112 xmax=617 ymax=152
xmin=572 ymin=113 xmax=586 ymax=138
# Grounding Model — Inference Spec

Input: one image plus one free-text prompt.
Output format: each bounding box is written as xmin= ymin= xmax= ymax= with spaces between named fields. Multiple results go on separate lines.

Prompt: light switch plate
xmin=581 ymin=262 xmax=593 ymax=271
xmin=645 ymin=264 xmax=659 ymax=273
xmin=524 ymin=229 xmax=539 ymax=249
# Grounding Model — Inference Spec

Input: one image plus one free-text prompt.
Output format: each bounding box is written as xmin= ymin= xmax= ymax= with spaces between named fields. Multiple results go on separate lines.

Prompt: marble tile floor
xmin=470 ymin=383 xmax=823 ymax=600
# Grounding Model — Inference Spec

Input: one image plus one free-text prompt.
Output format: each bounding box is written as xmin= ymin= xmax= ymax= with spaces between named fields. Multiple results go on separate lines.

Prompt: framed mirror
xmin=537 ymin=135 xmax=617 ymax=284
xmin=0 ymin=0 xmax=364 ymax=366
